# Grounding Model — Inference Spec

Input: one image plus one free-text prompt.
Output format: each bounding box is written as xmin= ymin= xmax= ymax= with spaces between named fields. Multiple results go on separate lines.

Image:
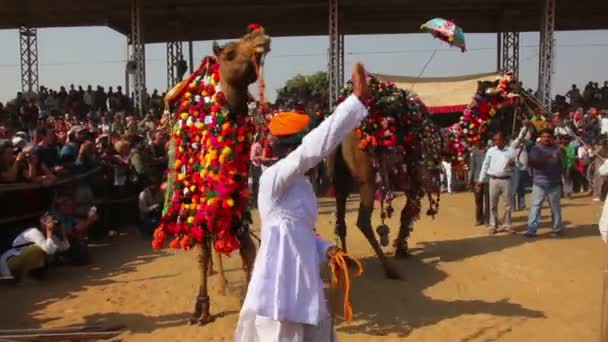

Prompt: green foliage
xmin=276 ymin=71 xmax=329 ymax=113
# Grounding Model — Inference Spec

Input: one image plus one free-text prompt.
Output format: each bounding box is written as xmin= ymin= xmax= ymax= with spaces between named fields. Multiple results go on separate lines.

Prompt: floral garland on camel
xmin=332 ymin=75 xmax=443 ymax=223
xmin=445 ymin=73 xmax=515 ymax=170
xmin=152 ymin=57 xmax=254 ymax=255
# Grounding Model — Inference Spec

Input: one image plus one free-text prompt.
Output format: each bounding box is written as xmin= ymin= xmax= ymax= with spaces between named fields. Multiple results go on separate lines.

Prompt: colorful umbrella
xmin=420 ymin=18 xmax=466 ymax=52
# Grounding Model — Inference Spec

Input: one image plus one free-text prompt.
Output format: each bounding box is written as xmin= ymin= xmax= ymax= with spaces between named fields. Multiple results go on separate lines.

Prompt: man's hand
xmin=88 ymin=213 xmax=98 ymax=224
xmin=41 ymin=215 xmax=55 ymax=238
xmin=15 ymin=152 xmax=27 ymax=162
xmin=475 ymin=182 xmax=483 ymax=192
xmin=352 ymin=63 xmax=370 ymax=101
xmin=326 ymin=246 xmax=340 ymax=260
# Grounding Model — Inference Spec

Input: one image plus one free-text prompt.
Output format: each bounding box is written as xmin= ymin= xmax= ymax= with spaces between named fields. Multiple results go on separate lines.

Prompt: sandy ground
xmin=0 ymin=192 xmax=604 ymax=341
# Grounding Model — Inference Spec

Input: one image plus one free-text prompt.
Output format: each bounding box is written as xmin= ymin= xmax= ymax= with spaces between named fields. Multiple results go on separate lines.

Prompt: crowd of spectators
xmin=0 ymin=85 xmax=168 ymax=283
xmin=550 ymin=81 xmax=608 ymax=114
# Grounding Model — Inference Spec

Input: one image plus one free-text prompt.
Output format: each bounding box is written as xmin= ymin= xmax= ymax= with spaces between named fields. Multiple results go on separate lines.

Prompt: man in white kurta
xmin=235 ymin=75 xmax=369 ymax=341
xmin=598 ymin=158 xmax=608 ymax=242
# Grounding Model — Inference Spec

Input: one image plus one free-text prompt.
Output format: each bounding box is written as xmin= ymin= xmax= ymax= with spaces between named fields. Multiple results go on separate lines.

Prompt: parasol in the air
xmin=420 ymin=18 xmax=466 ymax=52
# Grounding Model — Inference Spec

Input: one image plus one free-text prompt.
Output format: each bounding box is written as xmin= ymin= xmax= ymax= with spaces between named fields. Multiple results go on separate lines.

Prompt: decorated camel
xmin=328 ymin=74 xmax=516 ymax=279
xmin=153 ymin=24 xmax=270 ymax=325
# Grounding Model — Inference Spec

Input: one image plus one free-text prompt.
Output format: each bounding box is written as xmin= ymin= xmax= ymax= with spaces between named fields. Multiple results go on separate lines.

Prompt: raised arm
xmin=262 ymin=95 xmax=368 ymax=199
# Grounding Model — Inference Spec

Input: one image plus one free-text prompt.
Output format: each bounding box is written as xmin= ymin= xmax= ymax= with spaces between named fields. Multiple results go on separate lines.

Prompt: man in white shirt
xmin=601 ymin=112 xmax=608 ymax=136
xmin=0 ymin=214 xmax=70 ymax=281
xmin=477 ymin=132 xmax=516 ymax=234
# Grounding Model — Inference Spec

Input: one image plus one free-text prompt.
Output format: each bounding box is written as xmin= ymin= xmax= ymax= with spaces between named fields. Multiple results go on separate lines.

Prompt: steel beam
xmin=328 ymin=0 xmax=341 ymax=108
xmin=130 ymin=0 xmax=146 ymax=115
xmin=538 ymin=0 xmax=555 ymax=110
xmin=501 ymin=32 xmax=520 ymax=79
xmin=19 ymin=27 xmax=39 ymax=94
xmin=166 ymin=41 xmax=183 ymax=89
xmin=188 ymin=40 xmax=194 ymax=74
xmin=496 ymin=32 xmax=502 ymax=73
xmin=339 ymin=33 xmax=345 ymax=91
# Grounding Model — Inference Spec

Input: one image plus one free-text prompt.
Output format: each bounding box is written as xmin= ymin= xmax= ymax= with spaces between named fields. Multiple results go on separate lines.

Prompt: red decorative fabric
xmin=427 ymin=104 xmax=467 ymax=115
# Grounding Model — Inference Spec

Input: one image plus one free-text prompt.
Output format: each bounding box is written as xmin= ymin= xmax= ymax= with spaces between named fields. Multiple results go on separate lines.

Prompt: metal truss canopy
xmin=1 ymin=0 xmax=606 ymax=43
xmin=19 ymin=27 xmax=39 ymax=94
xmin=166 ymin=41 xmax=183 ymax=90
xmin=328 ymin=0 xmax=345 ymax=108
xmin=130 ymin=0 xmax=146 ymax=115
xmin=538 ymin=0 xmax=555 ymax=110
xmin=500 ymin=32 xmax=520 ymax=79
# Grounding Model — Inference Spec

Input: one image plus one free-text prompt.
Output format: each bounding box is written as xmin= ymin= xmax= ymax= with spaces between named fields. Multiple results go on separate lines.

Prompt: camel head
xmin=213 ymin=25 xmax=271 ymax=91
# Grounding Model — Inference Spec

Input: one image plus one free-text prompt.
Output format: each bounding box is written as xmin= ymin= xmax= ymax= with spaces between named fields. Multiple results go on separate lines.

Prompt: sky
xmin=0 ymin=27 xmax=607 ymax=104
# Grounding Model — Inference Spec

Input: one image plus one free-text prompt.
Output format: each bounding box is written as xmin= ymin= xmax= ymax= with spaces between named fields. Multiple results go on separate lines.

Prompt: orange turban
xmin=268 ymin=111 xmax=311 ymax=137
xmin=589 ymin=107 xmax=599 ymax=117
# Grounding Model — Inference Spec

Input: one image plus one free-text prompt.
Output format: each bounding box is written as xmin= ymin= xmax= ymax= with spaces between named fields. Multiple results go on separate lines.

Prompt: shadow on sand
xmin=335 ymin=223 xmax=597 ymax=337
xmin=0 ymin=233 xmax=172 ymax=330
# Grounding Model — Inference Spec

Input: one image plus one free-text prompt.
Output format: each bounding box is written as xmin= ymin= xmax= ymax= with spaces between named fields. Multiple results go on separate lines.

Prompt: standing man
xmin=469 ymin=140 xmax=489 ymax=226
xmin=478 ymin=132 xmax=516 ymax=234
xmin=511 ymin=122 xmax=531 ymax=211
xmin=526 ymin=129 xmax=564 ymax=237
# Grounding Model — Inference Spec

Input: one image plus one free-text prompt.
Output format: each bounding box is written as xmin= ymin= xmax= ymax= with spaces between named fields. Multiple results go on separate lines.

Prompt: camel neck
xmin=220 ymin=81 xmax=248 ymax=115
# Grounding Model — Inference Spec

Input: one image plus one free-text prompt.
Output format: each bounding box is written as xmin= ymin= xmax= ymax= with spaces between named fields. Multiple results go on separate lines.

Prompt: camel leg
xmin=190 ymin=242 xmax=215 ymax=325
xmin=357 ymin=182 xmax=401 ymax=280
xmin=335 ymin=190 xmax=348 ymax=252
xmin=239 ymin=231 xmax=256 ymax=284
xmin=394 ymin=197 xmax=414 ymax=259
xmin=208 ymin=247 xmax=216 ymax=276
xmin=215 ymin=250 xmax=228 ymax=296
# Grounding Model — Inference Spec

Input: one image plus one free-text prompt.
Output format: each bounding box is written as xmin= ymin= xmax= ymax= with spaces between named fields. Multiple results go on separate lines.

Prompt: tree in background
xmin=276 ymin=71 xmax=329 ymax=114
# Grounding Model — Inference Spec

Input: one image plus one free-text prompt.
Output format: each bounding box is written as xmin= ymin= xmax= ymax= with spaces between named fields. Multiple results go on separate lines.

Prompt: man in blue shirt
xmin=477 ymin=132 xmax=516 ymax=234
xmin=526 ymin=129 xmax=564 ymax=237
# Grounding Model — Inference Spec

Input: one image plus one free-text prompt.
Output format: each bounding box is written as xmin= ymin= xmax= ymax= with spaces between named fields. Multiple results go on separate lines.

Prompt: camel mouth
xmin=253 ymin=36 xmax=271 ymax=57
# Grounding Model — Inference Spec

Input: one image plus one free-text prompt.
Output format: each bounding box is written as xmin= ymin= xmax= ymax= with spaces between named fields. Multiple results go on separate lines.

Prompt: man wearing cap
xmin=235 ymin=63 xmax=370 ymax=341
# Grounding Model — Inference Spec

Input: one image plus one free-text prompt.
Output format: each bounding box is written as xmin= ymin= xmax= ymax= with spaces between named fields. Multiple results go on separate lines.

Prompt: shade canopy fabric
xmin=373 ymin=72 xmax=502 ymax=115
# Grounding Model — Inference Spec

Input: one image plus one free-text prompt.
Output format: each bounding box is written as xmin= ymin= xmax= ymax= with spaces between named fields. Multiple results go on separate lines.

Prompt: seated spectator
xmin=50 ymin=195 xmax=97 ymax=265
xmin=0 ymin=140 xmax=39 ymax=183
xmin=0 ymin=213 xmax=70 ymax=281
xmin=111 ymin=139 xmax=131 ymax=191
xmin=33 ymin=126 xmax=61 ymax=177
xmin=128 ymin=135 xmax=151 ymax=183
xmin=57 ymin=125 xmax=96 ymax=171
xmin=111 ymin=113 xmax=125 ymax=134
xmin=98 ymin=115 xmax=111 ymax=135
xmin=138 ymin=175 xmax=164 ymax=237
xmin=59 ymin=126 xmax=83 ymax=170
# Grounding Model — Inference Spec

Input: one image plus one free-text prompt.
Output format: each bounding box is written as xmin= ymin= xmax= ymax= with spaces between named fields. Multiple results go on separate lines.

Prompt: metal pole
xmin=131 ymin=0 xmax=146 ymax=115
xmin=496 ymin=32 xmax=502 ymax=73
xmin=125 ymin=38 xmax=130 ymax=96
xmin=166 ymin=41 xmax=183 ymax=89
xmin=538 ymin=0 xmax=555 ymax=110
xmin=19 ymin=27 xmax=39 ymax=94
xmin=328 ymin=0 xmax=339 ymax=108
xmin=188 ymin=40 xmax=194 ymax=74
xmin=501 ymin=32 xmax=520 ymax=79
xmin=339 ymin=33 xmax=345 ymax=89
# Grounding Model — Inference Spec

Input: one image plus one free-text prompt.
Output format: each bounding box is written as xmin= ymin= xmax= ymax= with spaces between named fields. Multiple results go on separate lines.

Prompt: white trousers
xmin=441 ymin=161 xmax=452 ymax=193
xmin=235 ymin=309 xmax=336 ymax=342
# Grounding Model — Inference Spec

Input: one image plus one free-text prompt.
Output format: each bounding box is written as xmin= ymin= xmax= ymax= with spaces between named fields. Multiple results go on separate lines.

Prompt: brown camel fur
xmin=187 ymin=27 xmax=271 ymax=325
